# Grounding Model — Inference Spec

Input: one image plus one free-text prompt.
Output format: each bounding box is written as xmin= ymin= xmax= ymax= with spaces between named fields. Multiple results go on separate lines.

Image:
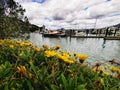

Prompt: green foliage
xmin=0 ymin=17 xmax=30 ymax=39
xmin=0 ymin=39 xmax=120 ymax=90
xmin=0 ymin=0 xmax=30 ymax=39
xmin=0 ymin=0 xmax=43 ymax=39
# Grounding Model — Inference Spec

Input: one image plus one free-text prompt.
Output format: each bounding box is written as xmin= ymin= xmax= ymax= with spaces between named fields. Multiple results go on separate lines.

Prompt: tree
xmin=0 ymin=0 xmax=30 ymax=39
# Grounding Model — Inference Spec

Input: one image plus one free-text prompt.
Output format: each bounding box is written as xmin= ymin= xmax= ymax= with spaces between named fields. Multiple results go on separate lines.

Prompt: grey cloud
xmin=53 ymin=16 xmax=64 ymax=20
xmin=15 ymin=0 xmax=120 ymax=29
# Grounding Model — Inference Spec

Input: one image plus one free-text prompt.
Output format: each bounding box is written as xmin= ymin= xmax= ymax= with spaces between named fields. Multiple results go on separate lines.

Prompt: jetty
xmin=40 ymin=26 xmax=120 ymax=40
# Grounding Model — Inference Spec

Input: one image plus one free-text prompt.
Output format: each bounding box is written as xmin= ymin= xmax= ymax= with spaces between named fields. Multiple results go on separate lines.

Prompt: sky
xmin=14 ymin=0 xmax=120 ymax=30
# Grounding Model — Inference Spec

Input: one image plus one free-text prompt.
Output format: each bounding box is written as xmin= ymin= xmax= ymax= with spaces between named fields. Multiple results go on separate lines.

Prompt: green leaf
xmin=68 ymin=77 xmax=78 ymax=90
xmin=4 ymin=84 xmax=9 ymax=90
xmin=41 ymin=66 xmax=47 ymax=74
xmin=0 ymin=68 xmax=11 ymax=78
xmin=110 ymin=83 xmax=120 ymax=90
xmin=67 ymin=69 xmax=73 ymax=73
xmin=76 ymin=84 xmax=87 ymax=90
xmin=3 ymin=68 xmax=11 ymax=76
xmin=68 ymin=78 xmax=75 ymax=90
xmin=26 ymin=80 xmax=33 ymax=90
xmin=79 ymin=73 xmax=84 ymax=82
xmin=103 ymin=87 xmax=109 ymax=90
xmin=61 ymin=73 xmax=67 ymax=89
xmin=29 ymin=62 xmax=37 ymax=75
xmin=5 ymin=61 xmax=10 ymax=68
xmin=50 ymin=84 xmax=58 ymax=90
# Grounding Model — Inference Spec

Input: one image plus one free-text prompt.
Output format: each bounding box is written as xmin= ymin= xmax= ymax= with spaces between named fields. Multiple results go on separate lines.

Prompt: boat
xmin=43 ymin=30 xmax=66 ymax=37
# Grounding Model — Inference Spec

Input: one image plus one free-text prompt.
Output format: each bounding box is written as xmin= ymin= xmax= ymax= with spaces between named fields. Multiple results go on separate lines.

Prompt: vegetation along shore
xmin=0 ymin=39 xmax=120 ymax=90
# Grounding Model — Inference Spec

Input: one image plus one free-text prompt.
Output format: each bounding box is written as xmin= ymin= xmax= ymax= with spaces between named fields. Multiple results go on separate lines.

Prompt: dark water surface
xmin=29 ymin=33 xmax=120 ymax=65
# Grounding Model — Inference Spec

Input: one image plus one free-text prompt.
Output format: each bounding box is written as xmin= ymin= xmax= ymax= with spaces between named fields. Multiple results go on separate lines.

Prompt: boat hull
xmin=43 ymin=33 xmax=66 ymax=37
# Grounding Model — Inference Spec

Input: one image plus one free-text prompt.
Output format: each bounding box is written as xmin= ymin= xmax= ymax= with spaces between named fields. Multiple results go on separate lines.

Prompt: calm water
xmin=29 ymin=33 xmax=120 ymax=65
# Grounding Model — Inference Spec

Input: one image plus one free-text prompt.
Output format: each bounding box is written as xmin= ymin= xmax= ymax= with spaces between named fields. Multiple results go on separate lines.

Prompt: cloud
xmin=88 ymin=0 xmax=120 ymax=18
xmin=15 ymin=0 xmax=120 ymax=29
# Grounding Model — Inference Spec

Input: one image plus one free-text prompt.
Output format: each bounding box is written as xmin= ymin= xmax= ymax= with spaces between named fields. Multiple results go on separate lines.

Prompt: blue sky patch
xmin=83 ymin=7 xmax=88 ymax=10
xmin=32 ymin=0 xmax=46 ymax=3
xmin=108 ymin=13 xmax=120 ymax=17
xmin=44 ymin=17 xmax=52 ymax=22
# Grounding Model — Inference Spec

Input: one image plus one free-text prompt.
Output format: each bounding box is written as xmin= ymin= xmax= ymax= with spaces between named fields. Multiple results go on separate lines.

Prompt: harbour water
xmin=29 ymin=33 xmax=120 ymax=65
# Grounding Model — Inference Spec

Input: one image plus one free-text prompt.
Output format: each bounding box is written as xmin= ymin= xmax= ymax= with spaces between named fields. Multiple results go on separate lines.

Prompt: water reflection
xmin=102 ymin=40 xmax=106 ymax=48
xmin=29 ymin=33 xmax=120 ymax=65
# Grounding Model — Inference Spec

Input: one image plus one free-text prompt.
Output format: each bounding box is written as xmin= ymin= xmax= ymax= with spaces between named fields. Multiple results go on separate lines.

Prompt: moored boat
xmin=43 ymin=33 xmax=66 ymax=37
xmin=43 ymin=30 xmax=66 ymax=37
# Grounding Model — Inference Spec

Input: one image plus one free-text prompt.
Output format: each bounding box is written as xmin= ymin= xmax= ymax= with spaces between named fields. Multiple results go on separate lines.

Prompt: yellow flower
xmin=19 ymin=43 xmax=24 ymax=47
xmin=17 ymin=67 xmax=21 ymax=73
xmin=45 ymin=50 xmax=56 ymax=57
xmin=54 ymin=45 xmax=61 ymax=50
xmin=9 ymin=44 xmax=14 ymax=49
xmin=16 ymin=40 xmax=21 ymax=44
xmin=92 ymin=67 xmax=102 ymax=73
xmin=117 ymin=69 xmax=120 ymax=74
xmin=56 ymin=53 xmax=62 ymax=59
xmin=103 ymin=72 xmax=109 ymax=76
xmin=29 ymin=59 xmax=34 ymax=64
xmin=19 ymin=53 xmax=23 ymax=56
xmin=29 ymin=73 xmax=33 ymax=79
xmin=62 ymin=52 xmax=70 ymax=58
xmin=21 ymin=66 xmax=26 ymax=74
xmin=56 ymin=53 xmax=75 ymax=64
xmin=95 ymin=78 xmax=103 ymax=88
xmin=34 ymin=47 xmax=40 ymax=52
xmin=43 ymin=44 xmax=49 ymax=50
xmin=110 ymin=66 xmax=119 ymax=72
xmin=77 ymin=53 xmax=88 ymax=60
xmin=77 ymin=53 xmax=88 ymax=63
xmin=23 ymin=40 xmax=32 ymax=46
xmin=0 ymin=41 xmax=3 ymax=46
xmin=67 ymin=59 xmax=75 ymax=64
xmin=104 ymin=66 xmax=108 ymax=70
xmin=17 ymin=66 xmax=26 ymax=76
xmin=25 ymin=43 xmax=32 ymax=46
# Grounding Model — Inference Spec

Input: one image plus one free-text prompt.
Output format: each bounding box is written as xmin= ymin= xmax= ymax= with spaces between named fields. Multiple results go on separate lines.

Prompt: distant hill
xmin=17 ymin=19 xmax=41 ymax=32
xmin=29 ymin=24 xmax=40 ymax=32
xmin=113 ymin=23 xmax=120 ymax=28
